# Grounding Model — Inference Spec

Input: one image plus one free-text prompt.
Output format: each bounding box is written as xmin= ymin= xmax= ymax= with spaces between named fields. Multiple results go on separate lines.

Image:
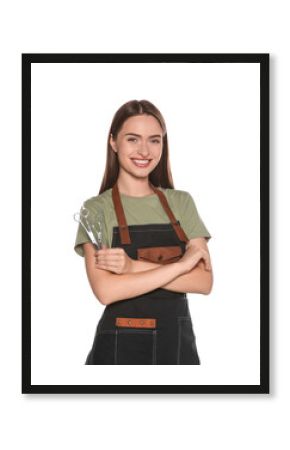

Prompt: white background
xmin=1 ymin=0 xmax=288 ymax=449
xmin=31 ymin=62 xmax=260 ymax=385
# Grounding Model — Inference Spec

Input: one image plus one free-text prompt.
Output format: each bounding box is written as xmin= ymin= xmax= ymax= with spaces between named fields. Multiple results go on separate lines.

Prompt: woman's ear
xmin=109 ymin=134 xmax=117 ymax=152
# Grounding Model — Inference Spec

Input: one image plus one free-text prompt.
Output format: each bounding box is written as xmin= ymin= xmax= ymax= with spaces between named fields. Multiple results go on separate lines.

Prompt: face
xmin=110 ymin=114 xmax=163 ymax=180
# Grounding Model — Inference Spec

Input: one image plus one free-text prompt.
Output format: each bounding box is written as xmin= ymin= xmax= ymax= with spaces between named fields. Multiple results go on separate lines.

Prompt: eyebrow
xmin=124 ymin=133 xmax=162 ymax=139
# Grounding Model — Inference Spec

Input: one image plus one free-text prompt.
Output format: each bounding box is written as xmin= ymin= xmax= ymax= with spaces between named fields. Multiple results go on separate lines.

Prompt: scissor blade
xmin=77 ymin=220 xmax=100 ymax=249
xmin=86 ymin=230 xmax=100 ymax=249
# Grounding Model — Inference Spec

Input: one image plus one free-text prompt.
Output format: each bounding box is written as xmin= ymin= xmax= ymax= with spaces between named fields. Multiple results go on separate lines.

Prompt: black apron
xmin=85 ymin=183 xmax=200 ymax=365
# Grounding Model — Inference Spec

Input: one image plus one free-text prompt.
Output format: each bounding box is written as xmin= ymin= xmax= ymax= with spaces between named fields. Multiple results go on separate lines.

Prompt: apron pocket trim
xmin=116 ymin=317 xmax=157 ymax=328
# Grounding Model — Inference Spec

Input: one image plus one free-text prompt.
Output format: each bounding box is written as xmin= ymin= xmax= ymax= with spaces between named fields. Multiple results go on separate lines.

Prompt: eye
xmin=127 ymin=138 xmax=137 ymax=142
xmin=151 ymin=139 xmax=161 ymax=144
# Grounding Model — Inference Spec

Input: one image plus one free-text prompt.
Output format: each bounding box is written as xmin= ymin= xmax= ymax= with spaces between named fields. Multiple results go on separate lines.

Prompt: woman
xmin=74 ymin=99 xmax=213 ymax=365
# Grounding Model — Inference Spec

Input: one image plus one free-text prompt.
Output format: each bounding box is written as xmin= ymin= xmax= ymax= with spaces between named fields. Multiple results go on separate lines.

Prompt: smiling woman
xmin=74 ymin=99 xmax=213 ymax=365
xmin=109 ymin=114 xmax=164 ymax=191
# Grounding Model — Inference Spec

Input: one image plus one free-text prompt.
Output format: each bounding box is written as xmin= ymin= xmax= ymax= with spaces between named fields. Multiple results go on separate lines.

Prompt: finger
xmin=94 ymin=247 xmax=108 ymax=256
xmin=96 ymin=256 xmax=123 ymax=265
xmin=95 ymin=249 xmax=123 ymax=257
xmin=96 ymin=263 xmax=121 ymax=274
xmin=197 ymin=257 xmax=210 ymax=271
xmin=95 ymin=263 xmax=116 ymax=272
xmin=204 ymin=257 xmax=212 ymax=271
xmin=205 ymin=263 xmax=211 ymax=272
xmin=205 ymin=254 xmax=212 ymax=270
xmin=97 ymin=253 xmax=124 ymax=259
xmin=95 ymin=263 xmax=109 ymax=271
xmin=100 ymin=245 xmax=122 ymax=251
xmin=95 ymin=261 xmax=119 ymax=270
xmin=95 ymin=257 xmax=116 ymax=265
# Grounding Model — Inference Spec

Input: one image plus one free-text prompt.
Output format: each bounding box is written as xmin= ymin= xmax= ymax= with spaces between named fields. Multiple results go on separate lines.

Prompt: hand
xmin=94 ymin=245 xmax=134 ymax=274
xmin=186 ymin=240 xmax=212 ymax=272
xmin=178 ymin=245 xmax=212 ymax=274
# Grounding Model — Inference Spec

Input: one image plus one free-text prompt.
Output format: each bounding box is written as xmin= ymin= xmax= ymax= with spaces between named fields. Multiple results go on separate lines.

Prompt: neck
xmin=116 ymin=174 xmax=154 ymax=197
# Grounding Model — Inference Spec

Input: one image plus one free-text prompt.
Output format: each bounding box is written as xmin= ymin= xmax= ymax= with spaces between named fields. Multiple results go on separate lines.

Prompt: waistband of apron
xmin=97 ymin=313 xmax=192 ymax=333
xmin=100 ymin=287 xmax=190 ymax=326
xmin=132 ymin=288 xmax=187 ymax=301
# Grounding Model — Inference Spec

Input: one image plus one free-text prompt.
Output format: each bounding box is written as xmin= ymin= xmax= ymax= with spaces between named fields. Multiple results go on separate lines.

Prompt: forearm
xmin=97 ymin=262 xmax=185 ymax=305
xmin=162 ymin=264 xmax=213 ymax=294
xmin=131 ymin=260 xmax=213 ymax=294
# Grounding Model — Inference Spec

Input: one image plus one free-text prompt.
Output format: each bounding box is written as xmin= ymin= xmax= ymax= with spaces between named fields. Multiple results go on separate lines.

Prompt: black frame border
xmin=22 ymin=53 xmax=269 ymax=394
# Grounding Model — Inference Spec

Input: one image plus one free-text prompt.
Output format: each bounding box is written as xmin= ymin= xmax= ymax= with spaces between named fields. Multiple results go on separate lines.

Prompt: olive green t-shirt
xmin=74 ymin=187 xmax=211 ymax=257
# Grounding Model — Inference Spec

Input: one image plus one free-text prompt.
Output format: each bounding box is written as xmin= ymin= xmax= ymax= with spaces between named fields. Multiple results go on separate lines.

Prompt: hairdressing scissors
xmin=74 ymin=206 xmax=103 ymax=249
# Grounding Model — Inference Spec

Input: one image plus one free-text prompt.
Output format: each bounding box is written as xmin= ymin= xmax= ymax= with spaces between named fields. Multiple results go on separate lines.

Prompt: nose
xmin=137 ymin=141 xmax=150 ymax=157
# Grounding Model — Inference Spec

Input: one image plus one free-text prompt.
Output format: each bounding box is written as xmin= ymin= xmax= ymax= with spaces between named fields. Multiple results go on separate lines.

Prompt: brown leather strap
xmin=116 ymin=317 xmax=157 ymax=329
xmin=111 ymin=182 xmax=189 ymax=245
xmin=112 ymin=183 xmax=131 ymax=244
xmin=150 ymin=185 xmax=189 ymax=243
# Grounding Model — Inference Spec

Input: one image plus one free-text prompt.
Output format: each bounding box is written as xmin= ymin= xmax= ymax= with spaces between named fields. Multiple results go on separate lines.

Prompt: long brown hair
xmin=98 ymin=99 xmax=175 ymax=194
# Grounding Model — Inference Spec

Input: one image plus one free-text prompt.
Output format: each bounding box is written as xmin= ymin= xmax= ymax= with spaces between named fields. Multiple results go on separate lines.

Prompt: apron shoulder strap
xmin=151 ymin=186 xmax=189 ymax=243
xmin=111 ymin=183 xmax=189 ymax=245
xmin=111 ymin=183 xmax=132 ymax=244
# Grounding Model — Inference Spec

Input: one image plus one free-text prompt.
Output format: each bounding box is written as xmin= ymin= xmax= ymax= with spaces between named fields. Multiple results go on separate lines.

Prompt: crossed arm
xmin=83 ymin=238 xmax=213 ymax=305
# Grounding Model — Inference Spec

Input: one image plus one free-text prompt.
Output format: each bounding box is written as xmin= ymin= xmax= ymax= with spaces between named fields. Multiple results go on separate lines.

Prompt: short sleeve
xmin=74 ymin=219 xmax=90 ymax=257
xmin=178 ymin=191 xmax=211 ymax=242
xmin=74 ymin=198 xmax=109 ymax=257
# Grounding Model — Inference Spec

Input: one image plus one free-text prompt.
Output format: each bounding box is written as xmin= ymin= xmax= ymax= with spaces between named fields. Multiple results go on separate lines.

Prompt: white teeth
xmin=132 ymin=159 xmax=150 ymax=164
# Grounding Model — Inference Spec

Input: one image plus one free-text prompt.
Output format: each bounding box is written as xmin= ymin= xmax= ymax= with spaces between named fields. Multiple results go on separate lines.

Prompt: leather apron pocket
xmin=177 ymin=317 xmax=200 ymax=365
xmin=137 ymin=245 xmax=182 ymax=264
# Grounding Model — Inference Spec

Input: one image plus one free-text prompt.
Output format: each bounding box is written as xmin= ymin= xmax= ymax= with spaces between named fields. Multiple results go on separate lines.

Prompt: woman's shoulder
xmin=161 ymin=187 xmax=191 ymax=202
xmin=161 ymin=188 xmax=196 ymax=214
xmin=82 ymin=189 xmax=113 ymax=211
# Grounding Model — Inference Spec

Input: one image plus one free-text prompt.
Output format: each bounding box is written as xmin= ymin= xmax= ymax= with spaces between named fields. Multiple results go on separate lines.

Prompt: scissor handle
xmin=74 ymin=207 xmax=103 ymax=250
xmin=74 ymin=207 xmax=91 ymax=223
xmin=80 ymin=206 xmax=90 ymax=218
xmin=73 ymin=212 xmax=82 ymax=223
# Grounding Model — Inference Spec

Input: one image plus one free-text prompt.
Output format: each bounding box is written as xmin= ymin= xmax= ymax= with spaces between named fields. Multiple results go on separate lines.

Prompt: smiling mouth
xmin=131 ymin=158 xmax=152 ymax=167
